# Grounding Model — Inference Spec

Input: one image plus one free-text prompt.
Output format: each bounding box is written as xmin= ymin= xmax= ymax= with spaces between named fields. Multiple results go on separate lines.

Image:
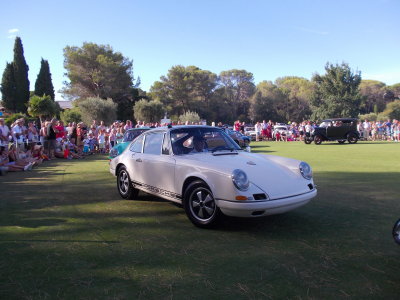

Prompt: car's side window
xmin=162 ymin=133 xmax=171 ymax=155
xmin=129 ymin=135 xmax=144 ymax=153
xmin=143 ymin=132 xmax=163 ymax=155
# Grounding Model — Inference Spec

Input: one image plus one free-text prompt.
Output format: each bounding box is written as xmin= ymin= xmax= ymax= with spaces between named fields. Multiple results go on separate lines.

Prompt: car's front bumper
xmin=216 ymin=189 xmax=317 ymax=217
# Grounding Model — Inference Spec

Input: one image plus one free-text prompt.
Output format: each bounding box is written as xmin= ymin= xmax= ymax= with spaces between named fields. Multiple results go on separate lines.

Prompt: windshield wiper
xmin=211 ymin=146 xmax=234 ymax=153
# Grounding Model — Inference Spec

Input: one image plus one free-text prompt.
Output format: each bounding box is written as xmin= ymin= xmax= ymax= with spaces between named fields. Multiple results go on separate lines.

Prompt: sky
xmin=1 ymin=0 xmax=399 ymax=100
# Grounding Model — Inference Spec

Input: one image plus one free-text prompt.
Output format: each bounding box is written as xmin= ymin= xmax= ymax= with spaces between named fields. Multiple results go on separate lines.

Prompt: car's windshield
xmin=319 ymin=121 xmax=331 ymax=128
xmin=170 ymin=127 xmax=240 ymax=155
xmin=123 ymin=129 xmax=148 ymax=142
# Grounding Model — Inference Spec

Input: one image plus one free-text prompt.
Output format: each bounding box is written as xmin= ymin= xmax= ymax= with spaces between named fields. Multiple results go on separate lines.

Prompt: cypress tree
xmin=34 ymin=58 xmax=55 ymax=100
xmin=13 ymin=37 xmax=30 ymax=113
xmin=0 ymin=62 xmax=18 ymax=112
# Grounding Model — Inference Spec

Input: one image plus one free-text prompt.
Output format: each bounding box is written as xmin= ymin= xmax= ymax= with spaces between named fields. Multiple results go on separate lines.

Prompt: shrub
xmin=178 ymin=111 xmax=201 ymax=123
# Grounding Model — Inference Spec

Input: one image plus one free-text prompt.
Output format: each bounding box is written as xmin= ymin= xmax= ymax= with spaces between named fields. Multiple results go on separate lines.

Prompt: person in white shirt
xmin=255 ymin=122 xmax=262 ymax=141
xmin=0 ymin=118 xmax=10 ymax=146
xmin=12 ymin=119 xmax=26 ymax=149
xmin=362 ymin=119 xmax=371 ymax=141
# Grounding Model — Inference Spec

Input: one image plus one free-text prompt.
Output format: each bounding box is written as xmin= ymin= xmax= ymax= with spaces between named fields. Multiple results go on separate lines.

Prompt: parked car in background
xmin=393 ymin=218 xmax=400 ymax=245
xmin=225 ymin=129 xmax=250 ymax=148
xmin=273 ymin=125 xmax=290 ymax=140
xmin=304 ymin=118 xmax=359 ymax=145
xmin=244 ymin=126 xmax=257 ymax=141
xmin=110 ymin=125 xmax=317 ymax=228
xmin=109 ymin=127 xmax=150 ymax=159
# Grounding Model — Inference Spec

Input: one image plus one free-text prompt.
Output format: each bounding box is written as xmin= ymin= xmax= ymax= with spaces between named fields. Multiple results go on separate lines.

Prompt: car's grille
xmin=253 ymin=193 xmax=267 ymax=200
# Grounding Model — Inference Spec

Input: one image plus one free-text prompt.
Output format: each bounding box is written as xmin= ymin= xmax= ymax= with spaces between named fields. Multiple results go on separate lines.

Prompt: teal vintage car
xmin=109 ymin=127 xmax=150 ymax=159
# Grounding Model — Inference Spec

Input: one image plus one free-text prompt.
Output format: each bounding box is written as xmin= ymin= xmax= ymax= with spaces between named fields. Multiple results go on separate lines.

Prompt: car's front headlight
xmin=299 ymin=162 xmax=312 ymax=180
xmin=109 ymin=148 xmax=119 ymax=159
xmin=232 ymin=169 xmax=250 ymax=191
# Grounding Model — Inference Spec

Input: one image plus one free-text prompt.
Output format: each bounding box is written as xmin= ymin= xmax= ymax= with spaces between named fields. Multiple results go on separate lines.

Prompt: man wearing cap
xmin=0 ymin=118 xmax=10 ymax=147
xmin=12 ymin=119 xmax=26 ymax=149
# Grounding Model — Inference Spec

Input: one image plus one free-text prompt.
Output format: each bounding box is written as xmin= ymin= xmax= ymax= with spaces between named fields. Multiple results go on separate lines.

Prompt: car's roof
xmin=126 ymin=127 xmax=151 ymax=131
xmin=145 ymin=125 xmax=221 ymax=134
xmin=322 ymin=118 xmax=357 ymax=122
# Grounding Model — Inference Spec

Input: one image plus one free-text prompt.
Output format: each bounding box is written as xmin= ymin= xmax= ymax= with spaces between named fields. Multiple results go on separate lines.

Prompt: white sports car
xmin=110 ymin=126 xmax=317 ymax=228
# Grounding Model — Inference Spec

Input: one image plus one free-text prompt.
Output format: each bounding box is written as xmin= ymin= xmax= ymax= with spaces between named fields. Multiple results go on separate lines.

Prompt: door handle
xmin=136 ymin=158 xmax=142 ymax=162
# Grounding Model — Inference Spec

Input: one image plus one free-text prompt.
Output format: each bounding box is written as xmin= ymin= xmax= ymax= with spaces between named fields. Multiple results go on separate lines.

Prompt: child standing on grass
xmin=88 ymin=133 xmax=97 ymax=153
xmin=98 ymin=129 xmax=106 ymax=154
xmin=82 ymin=135 xmax=90 ymax=155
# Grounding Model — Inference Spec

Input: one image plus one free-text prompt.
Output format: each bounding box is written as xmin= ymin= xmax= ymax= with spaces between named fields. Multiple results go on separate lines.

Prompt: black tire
xmin=338 ymin=140 xmax=346 ymax=144
xmin=347 ymin=133 xmax=358 ymax=144
xmin=117 ymin=166 xmax=139 ymax=200
xmin=183 ymin=180 xmax=222 ymax=228
xmin=393 ymin=219 xmax=400 ymax=245
xmin=314 ymin=135 xmax=323 ymax=145
xmin=304 ymin=138 xmax=312 ymax=144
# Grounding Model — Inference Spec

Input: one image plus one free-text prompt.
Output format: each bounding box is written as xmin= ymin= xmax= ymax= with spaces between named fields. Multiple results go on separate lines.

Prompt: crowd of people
xmin=231 ymin=119 xmax=400 ymax=142
xmin=0 ymin=116 xmax=399 ymax=175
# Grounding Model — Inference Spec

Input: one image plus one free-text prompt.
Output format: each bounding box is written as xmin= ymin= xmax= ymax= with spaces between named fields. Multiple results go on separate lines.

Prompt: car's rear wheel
xmin=393 ymin=219 xmax=400 ymax=245
xmin=183 ymin=180 xmax=221 ymax=228
xmin=304 ymin=138 xmax=312 ymax=144
xmin=314 ymin=135 xmax=323 ymax=145
xmin=347 ymin=133 xmax=358 ymax=144
xmin=117 ymin=166 xmax=139 ymax=199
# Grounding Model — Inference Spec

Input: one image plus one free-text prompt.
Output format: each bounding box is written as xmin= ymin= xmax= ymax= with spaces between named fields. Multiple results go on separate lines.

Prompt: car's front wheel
xmin=304 ymin=138 xmax=312 ymax=144
xmin=393 ymin=218 xmax=400 ymax=245
xmin=183 ymin=180 xmax=221 ymax=228
xmin=117 ymin=166 xmax=139 ymax=200
xmin=347 ymin=133 xmax=358 ymax=144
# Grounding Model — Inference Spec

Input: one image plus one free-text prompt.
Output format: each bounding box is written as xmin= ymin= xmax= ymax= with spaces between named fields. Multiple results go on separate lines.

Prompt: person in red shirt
xmin=234 ymin=120 xmax=241 ymax=132
xmin=55 ymin=121 xmax=66 ymax=139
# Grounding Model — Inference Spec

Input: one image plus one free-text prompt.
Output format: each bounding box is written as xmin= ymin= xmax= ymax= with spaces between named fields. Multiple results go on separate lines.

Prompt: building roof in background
xmin=57 ymin=100 xmax=73 ymax=109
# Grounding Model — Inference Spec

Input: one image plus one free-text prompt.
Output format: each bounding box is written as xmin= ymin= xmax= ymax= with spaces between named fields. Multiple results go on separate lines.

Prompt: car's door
xmin=327 ymin=121 xmax=342 ymax=139
xmin=140 ymin=131 xmax=177 ymax=200
xmin=127 ymin=134 xmax=145 ymax=185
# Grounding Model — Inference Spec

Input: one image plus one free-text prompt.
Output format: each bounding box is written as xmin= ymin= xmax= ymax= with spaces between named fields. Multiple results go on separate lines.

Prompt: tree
xmin=249 ymin=81 xmax=286 ymax=123
xmin=34 ymin=58 xmax=55 ymax=100
xmin=381 ymin=100 xmax=400 ymax=120
xmin=28 ymin=95 xmax=59 ymax=123
xmin=133 ymin=99 xmax=164 ymax=123
xmin=359 ymin=80 xmax=387 ymax=113
xmin=78 ymin=97 xmax=117 ymax=126
xmin=62 ymin=42 xmax=138 ymax=120
xmin=310 ymin=62 xmax=362 ymax=120
xmin=218 ymin=69 xmax=255 ymax=121
xmin=389 ymin=83 xmax=400 ymax=99
xmin=0 ymin=62 xmax=17 ymax=112
xmin=13 ymin=37 xmax=30 ymax=113
xmin=150 ymin=65 xmax=219 ymax=120
xmin=275 ymin=76 xmax=313 ymax=122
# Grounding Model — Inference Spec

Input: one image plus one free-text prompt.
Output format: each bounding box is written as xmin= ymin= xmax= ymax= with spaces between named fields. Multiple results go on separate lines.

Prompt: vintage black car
xmin=304 ymin=118 xmax=359 ymax=145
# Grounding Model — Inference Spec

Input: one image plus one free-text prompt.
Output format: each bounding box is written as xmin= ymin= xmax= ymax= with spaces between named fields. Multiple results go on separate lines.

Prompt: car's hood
xmin=176 ymin=152 xmax=313 ymax=199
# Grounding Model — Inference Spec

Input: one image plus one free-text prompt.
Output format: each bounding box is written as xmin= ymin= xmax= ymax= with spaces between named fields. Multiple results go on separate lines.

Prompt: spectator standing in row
xmin=0 ymin=118 xmax=10 ymax=146
xmin=363 ymin=119 xmax=371 ymax=141
xmin=255 ymin=122 xmax=262 ymax=141
xmin=46 ymin=118 xmax=58 ymax=159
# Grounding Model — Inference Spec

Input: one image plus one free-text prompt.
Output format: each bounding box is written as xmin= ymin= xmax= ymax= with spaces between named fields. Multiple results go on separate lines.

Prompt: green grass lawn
xmin=1 ymin=141 xmax=399 ymax=299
